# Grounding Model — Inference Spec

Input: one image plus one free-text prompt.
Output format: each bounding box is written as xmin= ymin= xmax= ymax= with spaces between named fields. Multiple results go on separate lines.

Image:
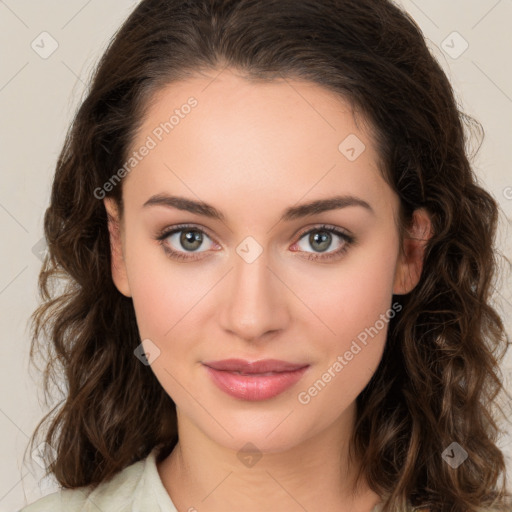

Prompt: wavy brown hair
xmin=27 ymin=0 xmax=512 ymax=510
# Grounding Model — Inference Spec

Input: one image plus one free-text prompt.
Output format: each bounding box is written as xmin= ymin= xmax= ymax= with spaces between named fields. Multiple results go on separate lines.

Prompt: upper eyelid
xmin=158 ymin=223 xmax=217 ymax=243
xmin=295 ymin=223 xmax=351 ymax=238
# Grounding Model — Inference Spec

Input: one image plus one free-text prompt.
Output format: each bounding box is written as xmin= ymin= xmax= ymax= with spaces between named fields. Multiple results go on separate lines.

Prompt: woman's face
xmin=105 ymin=69 xmax=425 ymax=454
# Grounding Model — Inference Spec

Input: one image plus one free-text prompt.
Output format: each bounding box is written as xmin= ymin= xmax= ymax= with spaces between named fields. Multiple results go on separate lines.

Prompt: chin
xmin=193 ymin=406 xmax=321 ymax=455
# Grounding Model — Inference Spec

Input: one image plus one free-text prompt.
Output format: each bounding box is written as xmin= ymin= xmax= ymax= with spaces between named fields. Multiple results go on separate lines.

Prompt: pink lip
xmin=203 ymin=359 xmax=309 ymax=401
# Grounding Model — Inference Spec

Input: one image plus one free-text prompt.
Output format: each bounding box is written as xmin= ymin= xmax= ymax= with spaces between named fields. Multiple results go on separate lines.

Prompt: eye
xmin=157 ymin=223 xmax=355 ymax=262
xmin=291 ymin=225 xmax=355 ymax=262
xmin=157 ymin=224 xmax=218 ymax=262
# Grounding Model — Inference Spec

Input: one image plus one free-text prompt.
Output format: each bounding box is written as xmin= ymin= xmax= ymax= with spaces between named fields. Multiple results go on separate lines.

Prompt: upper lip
xmin=203 ymin=359 xmax=309 ymax=374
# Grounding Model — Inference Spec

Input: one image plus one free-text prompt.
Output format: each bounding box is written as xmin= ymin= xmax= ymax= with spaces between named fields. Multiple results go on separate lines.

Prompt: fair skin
xmin=105 ymin=68 xmax=432 ymax=512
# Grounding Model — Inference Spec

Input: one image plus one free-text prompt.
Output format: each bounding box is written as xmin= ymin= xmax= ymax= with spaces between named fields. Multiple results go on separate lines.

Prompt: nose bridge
xmin=219 ymin=240 xmax=289 ymax=341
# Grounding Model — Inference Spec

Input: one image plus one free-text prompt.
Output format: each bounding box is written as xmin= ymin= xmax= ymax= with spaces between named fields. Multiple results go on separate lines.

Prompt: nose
xmin=218 ymin=248 xmax=290 ymax=343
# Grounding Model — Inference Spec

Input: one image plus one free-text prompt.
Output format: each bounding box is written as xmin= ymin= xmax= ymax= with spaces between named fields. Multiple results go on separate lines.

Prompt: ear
xmin=393 ymin=207 xmax=433 ymax=295
xmin=104 ymin=198 xmax=131 ymax=297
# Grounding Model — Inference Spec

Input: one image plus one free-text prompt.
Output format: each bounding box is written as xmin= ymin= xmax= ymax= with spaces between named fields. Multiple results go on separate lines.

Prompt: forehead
xmin=124 ymin=69 xmax=396 ymax=220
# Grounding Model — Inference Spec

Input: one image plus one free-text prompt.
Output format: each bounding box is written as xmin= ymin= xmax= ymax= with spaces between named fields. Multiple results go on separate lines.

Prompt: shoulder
xmin=19 ymin=456 xmax=147 ymax=512
xmin=18 ymin=487 xmax=90 ymax=511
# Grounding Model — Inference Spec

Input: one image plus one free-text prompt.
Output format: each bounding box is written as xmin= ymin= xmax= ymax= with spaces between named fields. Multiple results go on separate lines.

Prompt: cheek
xmin=128 ymin=263 xmax=208 ymax=342
xmin=122 ymin=230 xmax=203 ymax=340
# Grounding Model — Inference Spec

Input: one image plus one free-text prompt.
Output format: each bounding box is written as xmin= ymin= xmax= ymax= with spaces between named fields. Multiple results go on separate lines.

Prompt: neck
xmin=157 ymin=405 xmax=382 ymax=512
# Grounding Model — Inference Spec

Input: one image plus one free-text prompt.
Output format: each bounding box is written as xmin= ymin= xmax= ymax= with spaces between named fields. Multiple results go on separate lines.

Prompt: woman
xmin=22 ymin=0 xmax=512 ymax=510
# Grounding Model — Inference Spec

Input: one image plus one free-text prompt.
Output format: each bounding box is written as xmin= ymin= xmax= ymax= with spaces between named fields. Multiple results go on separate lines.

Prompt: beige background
xmin=1 ymin=0 xmax=511 ymax=509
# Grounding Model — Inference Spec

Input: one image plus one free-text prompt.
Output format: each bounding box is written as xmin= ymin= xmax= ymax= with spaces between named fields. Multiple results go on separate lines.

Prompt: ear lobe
xmin=104 ymin=198 xmax=132 ymax=297
xmin=393 ymin=207 xmax=433 ymax=295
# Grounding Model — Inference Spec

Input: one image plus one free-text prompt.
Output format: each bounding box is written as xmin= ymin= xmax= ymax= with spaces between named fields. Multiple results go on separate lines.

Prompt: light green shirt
xmin=15 ymin=447 xmax=428 ymax=511
xmin=19 ymin=447 xmax=178 ymax=512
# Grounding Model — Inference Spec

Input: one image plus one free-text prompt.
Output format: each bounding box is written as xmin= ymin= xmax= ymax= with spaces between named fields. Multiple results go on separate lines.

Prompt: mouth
xmin=202 ymin=359 xmax=310 ymax=401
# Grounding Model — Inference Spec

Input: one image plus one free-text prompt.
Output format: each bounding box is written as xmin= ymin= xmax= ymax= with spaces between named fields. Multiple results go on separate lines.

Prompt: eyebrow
xmin=142 ymin=193 xmax=374 ymax=221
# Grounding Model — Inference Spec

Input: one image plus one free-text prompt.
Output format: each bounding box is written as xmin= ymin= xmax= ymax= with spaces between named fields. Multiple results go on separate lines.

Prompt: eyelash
xmin=156 ymin=223 xmax=355 ymax=263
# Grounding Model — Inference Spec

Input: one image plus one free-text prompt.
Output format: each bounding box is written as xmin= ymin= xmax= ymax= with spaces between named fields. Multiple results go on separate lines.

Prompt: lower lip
xmin=204 ymin=365 xmax=309 ymax=401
